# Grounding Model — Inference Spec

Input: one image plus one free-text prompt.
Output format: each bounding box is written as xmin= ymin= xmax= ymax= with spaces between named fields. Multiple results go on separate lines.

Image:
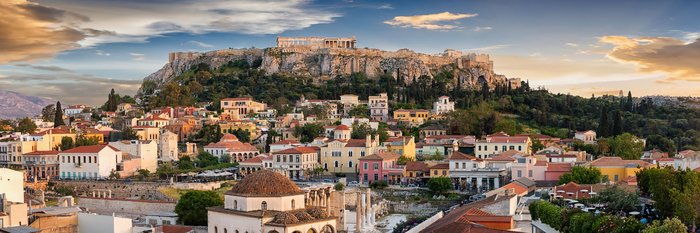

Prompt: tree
xmin=41 ymin=104 xmax=55 ymax=122
xmin=58 ymin=136 xmax=75 ymax=151
xmin=610 ymin=133 xmax=644 ymax=160
xmin=136 ymin=169 xmax=150 ymax=181
xmin=156 ymin=163 xmax=177 ymax=179
xmin=121 ymin=127 xmax=139 ymax=140
xmin=611 ymin=110 xmax=623 ymax=136
xmin=196 ymin=151 xmax=219 ymax=168
xmin=669 ymin=170 xmax=700 ymax=231
xmin=75 ymin=136 xmax=100 ymax=147
xmin=427 ymin=177 xmax=452 ymax=195
xmin=591 ymin=186 xmax=640 ymax=213
xmin=642 ymin=218 xmax=687 ymax=233
xmin=175 ymin=190 xmax=223 ymax=226
xmin=598 ymin=105 xmax=609 ymax=137
xmin=351 ymin=123 xmax=373 ymax=139
xmin=195 ymin=124 xmax=222 ymax=144
xmin=558 ymin=166 xmax=603 ymax=185
xmin=334 ymin=182 xmax=345 ymax=191
xmin=636 ymin=168 xmax=677 ymax=219
xmin=178 ymin=156 xmax=195 ymax=170
xmin=348 ymin=105 xmax=369 ymax=118
xmin=54 ymin=101 xmax=65 ymax=126
xmin=109 ymin=169 xmax=121 ymax=179
xmin=231 ymin=128 xmax=251 ymax=143
xmin=15 ymin=117 xmax=37 ymax=134
xmin=397 ymin=155 xmax=413 ymax=165
xmin=293 ymin=123 xmax=324 ymax=143
xmin=531 ymin=138 xmax=545 ymax=152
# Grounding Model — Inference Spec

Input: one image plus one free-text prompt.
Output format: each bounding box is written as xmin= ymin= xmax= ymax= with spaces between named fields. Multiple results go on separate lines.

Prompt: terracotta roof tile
xmin=587 ymin=157 xmax=652 ymax=168
xmin=273 ymin=146 xmax=319 ymax=154
xmin=61 ymin=144 xmax=119 ymax=154
xmin=359 ymin=151 xmax=401 ymax=161
xmin=405 ymin=161 xmax=430 ymax=172
xmin=449 ymin=152 xmax=482 ymax=161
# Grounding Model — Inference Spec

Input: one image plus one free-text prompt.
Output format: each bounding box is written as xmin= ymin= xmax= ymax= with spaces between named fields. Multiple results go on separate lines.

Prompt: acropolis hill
xmin=137 ymin=36 xmax=520 ymax=96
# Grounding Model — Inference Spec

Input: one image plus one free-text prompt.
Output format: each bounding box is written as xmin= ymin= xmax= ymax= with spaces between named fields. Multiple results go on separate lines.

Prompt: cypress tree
xmin=598 ymin=105 xmax=609 ymax=137
xmin=612 ymin=110 xmax=623 ymax=136
xmin=54 ymin=101 xmax=65 ymax=126
xmin=626 ymin=91 xmax=633 ymax=111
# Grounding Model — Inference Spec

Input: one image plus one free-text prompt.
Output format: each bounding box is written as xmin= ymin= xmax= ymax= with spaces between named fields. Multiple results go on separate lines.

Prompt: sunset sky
xmin=1 ymin=0 xmax=699 ymax=105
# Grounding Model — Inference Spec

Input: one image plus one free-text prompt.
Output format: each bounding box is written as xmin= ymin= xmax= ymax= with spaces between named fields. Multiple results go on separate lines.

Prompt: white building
xmin=271 ymin=147 xmax=320 ymax=180
xmin=0 ymin=168 xmax=24 ymax=203
xmin=64 ymin=105 xmax=86 ymax=116
xmin=448 ymin=152 xmax=507 ymax=191
xmin=474 ymin=133 xmax=532 ymax=159
xmin=59 ymin=145 xmax=121 ymax=179
xmin=159 ymin=129 xmax=179 ymax=162
xmin=369 ymin=93 xmax=389 ymax=121
xmin=207 ymin=170 xmax=336 ymax=233
xmin=432 ymin=96 xmax=455 ymax=115
xmin=203 ymin=134 xmax=259 ymax=162
xmin=78 ymin=213 xmax=133 ymax=233
xmin=108 ymin=140 xmax=158 ymax=173
xmin=574 ymin=130 xmax=597 ymax=144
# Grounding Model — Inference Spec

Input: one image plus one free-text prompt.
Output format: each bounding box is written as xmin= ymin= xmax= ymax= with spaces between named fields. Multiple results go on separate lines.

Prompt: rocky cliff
xmin=137 ymin=46 xmax=514 ymax=97
xmin=0 ymin=90 xmax=53 ymax=119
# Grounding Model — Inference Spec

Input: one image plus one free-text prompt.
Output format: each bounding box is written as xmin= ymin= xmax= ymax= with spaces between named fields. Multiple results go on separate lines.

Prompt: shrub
xmin=334 ymin=182 xmax=345 ymax=191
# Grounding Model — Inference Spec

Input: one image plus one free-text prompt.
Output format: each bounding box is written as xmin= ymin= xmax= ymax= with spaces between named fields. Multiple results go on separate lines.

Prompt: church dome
xmin=227 ymin=170 xmax=304 ymax=197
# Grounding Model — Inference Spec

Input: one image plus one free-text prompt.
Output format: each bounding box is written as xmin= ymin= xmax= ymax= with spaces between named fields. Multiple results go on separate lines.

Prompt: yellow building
xmin=219 ymin=120 xmax=259 ymax=139
xmin=132 ymin=126 xmax=160 ymax=141
xmin=383 ymin=136 xmax=416 ymax=160
xmin=32 ymin=127 xmax=77 ymax=150
xmin=320 ymin=135 xmax=379 ymax=174
xmin=393 ymin=109 xmax=430 ymax=127
xmin=404 ymin=161 xmax=430 ymax=180
xmin=81 ymin=128 xmax=105 ymax=144
xmin=429 ymin=163 xmax=450 ymax=178
xmin=586 ymin=157 xmax=653 ymax=182
xmin=220 ymin=97 xmax=267 ymax=120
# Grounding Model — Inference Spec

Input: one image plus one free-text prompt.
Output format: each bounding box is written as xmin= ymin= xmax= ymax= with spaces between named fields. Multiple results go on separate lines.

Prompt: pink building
xmin=359 ymin=151 xmax=402 ymax=184
xmin=511 ymin=156 xmax=572 ymax=182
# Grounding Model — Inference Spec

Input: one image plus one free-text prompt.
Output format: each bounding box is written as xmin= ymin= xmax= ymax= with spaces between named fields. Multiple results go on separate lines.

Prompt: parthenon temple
xmin=277 ymin=36 xmax=357 ymax=49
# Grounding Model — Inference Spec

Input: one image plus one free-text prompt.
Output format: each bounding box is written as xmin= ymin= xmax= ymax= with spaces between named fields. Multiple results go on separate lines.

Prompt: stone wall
xmin=54 ymin=180 xmax=172 ymax=201
xmin=79 ymin=197 xmax=176 ymax=218
xmin=170 ymin=181 xmax=224 ymax=190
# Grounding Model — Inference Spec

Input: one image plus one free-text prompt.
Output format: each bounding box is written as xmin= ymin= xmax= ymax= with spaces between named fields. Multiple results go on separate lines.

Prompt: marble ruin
xmin=277 ymin=36 xmax=357 ymax=49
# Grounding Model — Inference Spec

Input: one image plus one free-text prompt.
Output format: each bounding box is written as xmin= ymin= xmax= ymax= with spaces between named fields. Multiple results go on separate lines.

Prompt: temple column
xmin=326 ymin=189 xmax=332 ymax=215
xmin=355 ymin=191 xmax=362 ymax=233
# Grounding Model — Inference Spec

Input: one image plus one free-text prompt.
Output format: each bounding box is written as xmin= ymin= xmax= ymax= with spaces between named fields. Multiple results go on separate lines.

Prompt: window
xmin=363 ymin=174 xmax=368 ymax=182
xmin=614 ymin=175 xmax=619 ymax=181
xmin=349 ymin=161 xmax=353 ymax=168
xmin=473 ymin=163 xmax=477 ymax=168
xmin=373 ymin=163 xmax=378 ymax=169
xmin=349 ymin=151 xmax=353 ymax=157
xmin=517 ymin=170 xmax=522 ymax=177
xmin=215 ymin=227 xmax=218 ymax=233
xmin=364 ymin=162 xmax=368 ymax=170
xmin=518 ymin=146 xmax=522 ymax=151
xmin=334 ymin=161 xmax=339 ymax=168
xmin=291 ymin=199 xmax=295 ymax=209
xmin=234 ymin=200 xmax=238 ymax=209
xmin=374 ymin=174 xmax=379 ymax=181
xmin=261 ymin=201 xmax=267 ymax=211
xmin=433 ymin=170 xmax=438 ymax=175
xmin=442 ymin=170 xmax=447 ymax=176
xmin=462 ymin=163 xmax=466 ymax=169
xmin=528 ymin=170 xmax=533 ymax=177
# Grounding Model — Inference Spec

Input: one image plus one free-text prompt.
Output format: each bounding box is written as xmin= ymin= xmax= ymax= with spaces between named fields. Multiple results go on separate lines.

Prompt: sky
xmin=1 ymin=0 xmax=699 ymax=105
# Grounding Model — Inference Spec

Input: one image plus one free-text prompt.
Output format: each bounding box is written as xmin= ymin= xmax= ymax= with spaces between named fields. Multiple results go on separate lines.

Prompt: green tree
xmin=636 ymin=168 xmax=677 ymax=219
xmin=121 ymin=127 xmax=139 ymax=140
xmin=642 ymin=218 xmax=687 ymax=233
xmin=195 ymin=124 xmax=222 ymax=144
xmin=611 ymin=110 xmax=623 ymax=136
xmin=175 ymin=190 xmax=223 ymax=226
xmin=610 ymin=133 xmax=644 ymax=160
xmin=156 ymin=163 xmax=177 ymax=179
xmin=15 ymin=117 xmax=37 ymax=134
xmin=54 ymin=101 xmax=65 ymax=126
xmin=136 ymin=169 xmax=150 ymax=181
xmin=75 ymin=136 xmax=100 ymax=147
xmin=334 ymin=182 xmax=345 ymax=191
xmin=231 ymin=128 xmax=251 ymax=143
xmin=348 ymin=105 xmax=369 ymax=118
xmin=196 ymin=151 xmax=219 ymax=168
xmin=109 ymin=169 xmax=121 ymax=179
xmin=41 ymin=104 xmax=55 ymax=122
xmin=397 ymin=155 xmax=413 ymax=165
xmin=351 ymin=123 xmax=374 ymax=139
xmin=178 ymin=156 xmax=195 ymax=170
xmin=669 ymin=170 xmax=700 ymax=231
xmin=591 ymin=186 xmax=640 ymax=213
xmin=558 ymin=166 xmax=603 ymax=185
xmin=598 ymin=105 xmax=609 ymax=137
xmin=531 ymin=138 xmax=545 ymax=152
xmin=427 ymin=177 xmax=452 ymax=195
xmin=58 ymin=136 xmax=75 ymax=151
xmin=293 ymin=123 xmax=324 ymax=143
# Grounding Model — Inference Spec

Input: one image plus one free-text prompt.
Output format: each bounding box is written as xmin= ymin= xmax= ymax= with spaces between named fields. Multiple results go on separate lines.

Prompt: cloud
xmin=129 ymin=53 xmax=145 ymax=61
xmin=384 ymin=12 xmax=478 ymax=30
xmin=464 ymin=44 xmax=511 ymax=52
xmin=14 ymin=64 xmax=72 ymax=72
xmin=0 ymin=0 xmax=339 ymax=63
xmin=0 ymin=71 xmax=141 ymax=105
xmin=187 ymin=40 xmax=214 ymax=48
xmin=473 ymin=26 xmax=492 ymax=32
xmin=565 ymin=43 xmax=579 ymax=47
xmin=377 ymin=4 xmax=393 ymax=10
xmin=95 ymin=50 xmax=110 ymax=56
xmin=600 ymin=35 xmax=700 ymax=81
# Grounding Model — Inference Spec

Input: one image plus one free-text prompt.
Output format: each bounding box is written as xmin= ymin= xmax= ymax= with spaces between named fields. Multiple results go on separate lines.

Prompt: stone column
xmin=356 ymin=191 xmax=362 ymax=233
xmin=326 ymin=189 xmax=332 ymax=215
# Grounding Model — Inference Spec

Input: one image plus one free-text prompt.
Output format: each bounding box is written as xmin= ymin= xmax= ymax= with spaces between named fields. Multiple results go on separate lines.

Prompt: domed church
xmin=208 ymin=170 xmax=337 ymax=233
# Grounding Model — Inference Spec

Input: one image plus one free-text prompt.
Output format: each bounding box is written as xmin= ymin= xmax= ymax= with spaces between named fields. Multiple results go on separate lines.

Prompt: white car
xmin=348 ymin=181 xmax=359 ymax=187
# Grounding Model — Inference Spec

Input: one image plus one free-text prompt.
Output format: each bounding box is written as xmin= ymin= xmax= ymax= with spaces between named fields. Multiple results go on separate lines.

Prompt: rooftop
xmin=226 ymin=170 xmax=304 ymax=197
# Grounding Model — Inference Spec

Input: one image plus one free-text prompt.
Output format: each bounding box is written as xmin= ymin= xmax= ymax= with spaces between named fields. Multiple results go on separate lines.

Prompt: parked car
xmin=348 ymin=181 xmax=359 ymax=187
xmin=322 ymin=179 xmax=333 ymax=183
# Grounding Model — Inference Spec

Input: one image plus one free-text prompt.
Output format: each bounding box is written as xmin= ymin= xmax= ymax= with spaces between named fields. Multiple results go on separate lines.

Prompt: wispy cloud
xmin=187 ymin=40 xmax=213 ymax=48
xmin=464 ymin=44 xmax=511 ymax=52
xmin=565 ymin=43 xmax=579 ymax=47
xmin=0 ymin=0 xmax=340 ymax=64
xmin=600 ymin=35 xmax=700 ymax=82
xmin=95 ymin=50 xmax=111 ymax=56
xmin=384 ymin=12 xmax=478 ymax=30
xmin=473 ymin=26 xmax=492 ymax=32
xmin=129 ymin=53 xmax=145 ymax=61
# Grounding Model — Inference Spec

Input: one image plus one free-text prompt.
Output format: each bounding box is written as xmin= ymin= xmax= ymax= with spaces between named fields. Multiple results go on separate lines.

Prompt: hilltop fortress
xmin=139 ymin=36 xmax=520 ymax=97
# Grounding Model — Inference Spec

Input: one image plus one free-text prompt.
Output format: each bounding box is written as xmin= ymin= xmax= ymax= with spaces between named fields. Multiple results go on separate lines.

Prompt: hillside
xmin=0 ymin=90 xmax=52 ymax=119
xmin=136 ymin=46 xmax=516 ymax=97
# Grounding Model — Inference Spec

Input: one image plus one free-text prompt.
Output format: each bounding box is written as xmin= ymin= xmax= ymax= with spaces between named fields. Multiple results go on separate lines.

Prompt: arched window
xmin=214 ymin=227 xmax=218 ymax=233
xmin=224 ymin=229 xmax=228 ymax=233
xmin=261 ymin=201 xmax=267 ymax=211
xmin=348 ymin=161 xmax=353 ymax=168
xmin=234 ymin=200 xmax=238 ymax=209
xmin=291 ymin=199 xmax=295 ymax=209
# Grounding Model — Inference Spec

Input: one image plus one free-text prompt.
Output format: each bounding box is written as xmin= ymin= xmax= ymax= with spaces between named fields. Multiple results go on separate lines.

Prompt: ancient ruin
xmin=277 ymin=36 xmax=357 ymax=49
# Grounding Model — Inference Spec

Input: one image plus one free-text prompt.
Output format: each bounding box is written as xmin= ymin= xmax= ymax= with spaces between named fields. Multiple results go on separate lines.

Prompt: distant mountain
xmin=0 ymin=90 xmax=53 ymax=119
